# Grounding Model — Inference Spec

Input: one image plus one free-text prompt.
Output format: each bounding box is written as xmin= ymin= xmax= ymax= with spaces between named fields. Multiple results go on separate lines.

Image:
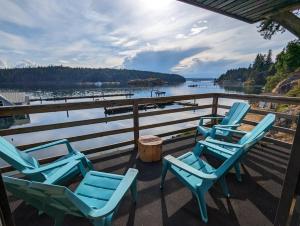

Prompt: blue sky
xmin=0 ymin=0 xmax=296 ymax=78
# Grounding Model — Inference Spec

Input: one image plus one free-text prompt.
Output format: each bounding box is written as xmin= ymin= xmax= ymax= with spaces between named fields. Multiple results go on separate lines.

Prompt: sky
xmin=0 ymin=0 xmax=296 ymax=78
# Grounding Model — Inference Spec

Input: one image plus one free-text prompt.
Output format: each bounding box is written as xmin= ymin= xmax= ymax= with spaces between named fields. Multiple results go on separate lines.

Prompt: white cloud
xmin=0 ymin=0 xmax=296 ymax=76
xmin=189 ymin=26 xmax=208 ymax=36
xmin=0 ymin=58 xmax=7 ymax=68
xmin=0 ymin=0 xmax=36 ymax=27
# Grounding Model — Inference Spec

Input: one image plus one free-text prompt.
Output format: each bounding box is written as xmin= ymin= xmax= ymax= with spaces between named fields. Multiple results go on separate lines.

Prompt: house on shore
xmin=0 ymin=92 xmax=30 ymax=106
xmin=0 ymin=92 xmax=30 ymax=128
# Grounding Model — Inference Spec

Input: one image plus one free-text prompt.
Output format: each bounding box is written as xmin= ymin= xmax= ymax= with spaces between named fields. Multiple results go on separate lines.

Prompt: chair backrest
xmin=221 ymin=102 xmax=250 ymax=125
xmin=215 ymin=114 xmax=275 ymax=177
xmin=0 ymin=137 xmax=38 ymax=171
xmin=238 ymin=113 xmax=275 ymax=150
xmin=2 ymin=176 xmax=90 ymax=217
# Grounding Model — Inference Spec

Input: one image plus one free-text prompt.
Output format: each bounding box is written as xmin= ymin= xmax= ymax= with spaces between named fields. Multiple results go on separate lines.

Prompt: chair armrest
xmin=164 ymin=155 xmax=218 ymax=180
xmin=211 ymin=126 xmax=247 ymax=137
xmin=43 ymin=160 xmax=83 ymax=184
xmin=24 ymin=139 xmax=75 ymax=154
xmin=199 ymin=116 xmax=224 ymax=126
xmin=23 ymin=154 xmax=85 ymax=174
xmin=88 ymin=168 xmax=139 ymax=218
xmin=205 ymin=138 xmax=243 ymax=148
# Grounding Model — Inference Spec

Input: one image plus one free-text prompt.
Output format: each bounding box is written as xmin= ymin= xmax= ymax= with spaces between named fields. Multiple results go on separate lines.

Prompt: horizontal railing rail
xmin=0 ymin=92 xmax=299 ymax=172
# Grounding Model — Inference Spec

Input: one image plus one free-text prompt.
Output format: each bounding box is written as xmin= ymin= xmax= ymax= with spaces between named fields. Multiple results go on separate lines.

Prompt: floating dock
xmin=104 ymin=102 xmax=174 ymax=115
xmin=30 ymin=93 xmax=134 ymax=103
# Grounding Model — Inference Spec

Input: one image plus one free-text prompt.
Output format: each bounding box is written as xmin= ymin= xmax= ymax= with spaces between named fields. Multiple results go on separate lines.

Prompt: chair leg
xmin=54 ymin=215 xmax=64 ymax=226
xmin=195 ymin=190 xmax=208 ymax=223
xmin=86 ymin=158 xmax=94 ymax=170
xmin=160 ymin=160 xmax=169 ymax=189
xmin=194 ymin=129 xmax=199 ymax=143
xmin=219 ymin=176 xmax=230 ymax=198
xmin=93 ymin=219 xmax=105 ymax=226
xmin=130 ymin=178 xmax=137 ymax=202
xmin=234 ymin=163 xmax=242 ymax=182
xmin=105 ymin=217 xmax=112 ymax=226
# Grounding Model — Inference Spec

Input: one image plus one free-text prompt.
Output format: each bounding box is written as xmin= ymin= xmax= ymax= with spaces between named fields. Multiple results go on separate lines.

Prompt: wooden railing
xmin=0 ymin=92 xmax=299 ymax=172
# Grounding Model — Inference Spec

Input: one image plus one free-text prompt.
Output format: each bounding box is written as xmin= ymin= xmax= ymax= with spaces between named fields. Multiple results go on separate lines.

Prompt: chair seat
xmin=170 ymin=152 xmax=215 ymax=189
xmin=75 ymin=171 xmax=124 ymax=209
xmin=205 ymin=145 xmax=236 ymax=159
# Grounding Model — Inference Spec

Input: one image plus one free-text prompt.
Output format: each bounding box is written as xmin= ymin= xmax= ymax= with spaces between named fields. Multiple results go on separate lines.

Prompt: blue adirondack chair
xmin=161 ymin=113 xmax=275 ymax=222
xmin=3 ymin=160 xmax=138 ymax=226
xmin=195 ymin=102 xmax=250 ymax=141
xmin=205 ymin=113 xmax=275 ymax=182
xmin=0 ymin=137 xmax=93 ymax=184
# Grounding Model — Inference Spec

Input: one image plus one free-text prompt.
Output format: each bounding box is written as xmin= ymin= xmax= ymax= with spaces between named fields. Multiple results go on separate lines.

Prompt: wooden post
xmin=133 ymin=101 xmax=139 ymax=150
xmin=270 ymin=11 xmax=300 ymax=39
xmin=211 ymin=94 xmax=219 ymax=125
xmin=274 ymin=115 xmax=300 ymax=226
xmin=0 ymin=171 xmax=15 ymax=226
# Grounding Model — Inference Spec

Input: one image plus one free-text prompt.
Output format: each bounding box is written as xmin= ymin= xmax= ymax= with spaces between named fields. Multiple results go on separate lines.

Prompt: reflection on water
xmin=0 ymin=81 xmax=261 ymax=164
xmin=221 ymin=85 xmax=263 ymax=94
xmin=0 ymin=114 xmax=30 ymax=129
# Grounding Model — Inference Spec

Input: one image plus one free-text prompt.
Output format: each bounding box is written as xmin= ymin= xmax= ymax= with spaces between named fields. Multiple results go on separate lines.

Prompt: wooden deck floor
xmin=9 ymin=136 xmax=290 ymax=226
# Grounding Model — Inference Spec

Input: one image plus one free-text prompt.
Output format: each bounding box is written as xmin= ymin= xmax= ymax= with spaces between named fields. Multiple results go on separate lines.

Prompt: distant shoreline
xmin=0 ymin=66 xmax=186 ymax=86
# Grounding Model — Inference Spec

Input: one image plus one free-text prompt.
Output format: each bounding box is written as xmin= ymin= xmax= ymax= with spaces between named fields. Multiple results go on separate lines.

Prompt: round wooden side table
xmin=138 ymin=135 xmax=163 ymax=162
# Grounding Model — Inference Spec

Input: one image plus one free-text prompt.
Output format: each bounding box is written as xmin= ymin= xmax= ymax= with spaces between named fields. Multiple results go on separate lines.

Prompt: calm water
xmin=0 ymin=81 xmax=256 ymax=164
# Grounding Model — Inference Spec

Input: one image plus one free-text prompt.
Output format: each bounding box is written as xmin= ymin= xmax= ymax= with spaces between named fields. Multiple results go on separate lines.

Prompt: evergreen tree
xmin=265 ymin=49 xmax=273 ymax=68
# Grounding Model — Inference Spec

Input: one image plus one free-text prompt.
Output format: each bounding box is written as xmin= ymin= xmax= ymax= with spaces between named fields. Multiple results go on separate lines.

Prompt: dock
xmin=175 ymin=101 xmax=198 ymax=107
xmin=104 ymin=102 xmax=174 ymax=115
xmin=30 ymin=93 xmax=134 ymax=103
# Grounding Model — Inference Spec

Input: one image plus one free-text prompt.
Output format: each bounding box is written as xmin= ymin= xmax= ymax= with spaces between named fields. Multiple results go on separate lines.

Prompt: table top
xmin=139 ymin=135 xmax=163 ymax=145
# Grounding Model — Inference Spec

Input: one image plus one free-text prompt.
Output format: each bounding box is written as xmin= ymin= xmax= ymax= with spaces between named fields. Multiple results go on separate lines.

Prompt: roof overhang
xmin=178 ymin=0 xmax=300 ymax=23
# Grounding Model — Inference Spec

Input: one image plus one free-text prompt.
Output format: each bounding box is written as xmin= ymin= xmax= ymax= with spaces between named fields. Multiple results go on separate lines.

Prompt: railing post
xmin=211 ymin=94 xmax=219 ymax=125
xmin=0 ymin=171 xmax=15 ymax=226
xmin=274 ymin=116 xmax=300 ymax=226
xmin=133 ymin=101 xmax=139 ymax=150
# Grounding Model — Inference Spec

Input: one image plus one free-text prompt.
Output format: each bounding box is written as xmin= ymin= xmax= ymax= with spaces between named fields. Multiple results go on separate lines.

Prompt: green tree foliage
xmin=257 ymin=19 xmax=285 ymax=40
xmin=218 ymin=50 xmax=274 ymax=86
xmin=219 ymin=40 xmax=300 ymax=92
xmin=257 ymin=10 xmax=300 ymax=40
xmin=265 ymin=40 xmax=300 ymax=91
xmin=0 ymin=66 xmax=185 ymax=86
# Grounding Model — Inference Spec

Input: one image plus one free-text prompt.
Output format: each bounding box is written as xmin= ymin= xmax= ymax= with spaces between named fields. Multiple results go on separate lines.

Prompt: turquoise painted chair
xmin=0 ymin=137 xmax=93 ymax=184
xmin=195 ymin=102 xmax=250 ymax=140
xmin=3 ymin=160 xmax=138 ymax=226
xmin=160 ymin=113 xmax=275 ymax=222
xmin=205 ymin=113 xmax=275 ymax=182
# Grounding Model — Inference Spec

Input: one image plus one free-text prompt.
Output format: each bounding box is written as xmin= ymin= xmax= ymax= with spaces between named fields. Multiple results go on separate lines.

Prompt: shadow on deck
xmin=9 ymin=136 xmax=289 ymax=226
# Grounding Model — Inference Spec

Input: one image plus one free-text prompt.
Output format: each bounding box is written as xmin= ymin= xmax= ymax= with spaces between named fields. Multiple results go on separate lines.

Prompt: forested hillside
xmin=217 ymin=40 xmax=300 ymax=97
xmin=217 ymin=49 xmax=274 ymax=86
xmin=0 ymin=66 xmax=185 ymax=86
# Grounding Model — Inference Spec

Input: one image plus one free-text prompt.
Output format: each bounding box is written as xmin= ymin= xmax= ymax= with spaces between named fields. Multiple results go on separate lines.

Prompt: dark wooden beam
xmin=0 ymin=171 xmax=14 ymax=226
xmin=270 ymin=11 xmax=300 ymax=38
xmin=274 ymin=116 xmax=300 ymax=226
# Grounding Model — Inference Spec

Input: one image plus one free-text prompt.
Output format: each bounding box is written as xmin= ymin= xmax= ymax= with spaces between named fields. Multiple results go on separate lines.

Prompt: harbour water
xmin=0 ymin=80 xmax=257 ymax=164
